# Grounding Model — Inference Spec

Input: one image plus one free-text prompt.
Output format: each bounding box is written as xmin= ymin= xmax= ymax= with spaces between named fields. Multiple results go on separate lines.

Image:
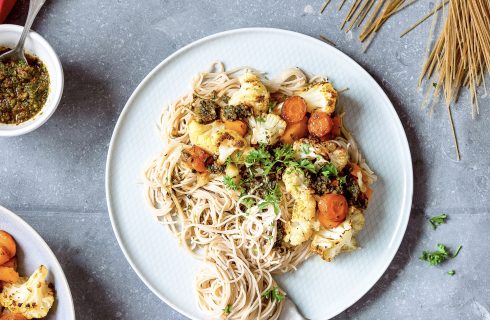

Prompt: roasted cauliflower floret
xmin=296 ymin=82 xmax=337 ymax=115
xmin=310 ymin=208 xmax=365 ymax=261
xmin=0 ymin=265 xmax=55 ymax=319
xmin=248 ymin=114 xmax=286 ymax=145
xmin=229 ymin=72 xmax=270 ymax=115
xmin=310 ymin=219 xmax=354 ymax=262
xmin=282 ymin=168 xmax=318 ymax=246
xmin=188 ymin=120 xmax=247 ymax=163
xmin=216 ymin=130 xmax=247 ymax=164
xmin=292 ymin=139 xmax=328 ymax=163
xmin=328 ymin=147 xmax=349 ymax=172
xmin=188 ymin=120 xmax=224 ymax=154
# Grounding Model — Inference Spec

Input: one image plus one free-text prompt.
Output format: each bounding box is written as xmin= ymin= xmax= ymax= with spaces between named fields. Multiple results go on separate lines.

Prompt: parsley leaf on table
xmin=420 ymin=244 xmax=462 ymax=266
xmin=428 ymin=214 xmax=448 ymax=230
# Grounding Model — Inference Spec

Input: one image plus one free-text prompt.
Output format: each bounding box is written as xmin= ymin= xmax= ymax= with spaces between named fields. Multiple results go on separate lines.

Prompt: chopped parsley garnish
xmin=245 ymin=144 xmax=271 ymax=168
xmin=223 ymin=304 xmax=232 ymax=314
xmin=320 ymin=163 xmax=338 ymax=177
xmin=452 ymin=245 xmax=463 ymax=257
xmin=338 ymin=175 xmax=347 ymax=186
xmin=300 ymin=143 xmax=311 ymax=154
xmin=432 ymin=82 xmax=437 ymax=88
xmin=268 ymin=101 xmax=277 ymax=113
xmin=447 ymin=270 xmax=456 ymax=276
xmin=288 ymin=158 xmax=317 ymax=174
xmin=225 ymin=151 xmax=243 ymax=165
xmin=241 ymin=197 xmax=256 ymax=209
xmin=258 ymin=185 xmax=281 ymax=214
xmin=262 ymin=287 xmax=285 ymax=302
xmin=223 ymin=176 xmax=240 ymax=191
xmin=256 ymin=116 xmax=266 ymax=123
xmin=428 ymin=214 xmax=448 ymax=230
xmin=420 ymin=244 xmax=462 ymax=266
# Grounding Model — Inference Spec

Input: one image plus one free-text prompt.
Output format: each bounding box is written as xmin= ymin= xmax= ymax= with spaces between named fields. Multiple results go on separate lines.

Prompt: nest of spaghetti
xmin=144 ymin=63 xmax=376 ymax=319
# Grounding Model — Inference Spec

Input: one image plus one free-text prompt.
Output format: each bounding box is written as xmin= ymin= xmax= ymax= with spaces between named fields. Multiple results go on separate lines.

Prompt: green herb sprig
xmin=261 ymin=287 xmax=285 ymax=302
xmin=223 ymin=304 xmax=232 ymax=314
xmin=428 ymin=214 xmax=448 ymax=230
xmin=419 ymin=244 xmax=462 ymax=266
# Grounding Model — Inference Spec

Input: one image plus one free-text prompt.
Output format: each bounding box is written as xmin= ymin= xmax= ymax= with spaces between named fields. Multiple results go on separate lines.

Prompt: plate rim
xmin=0 ymin=205 xmax=76 ymax=319
xmin=105 ymin=27 xmax=413 ymax=320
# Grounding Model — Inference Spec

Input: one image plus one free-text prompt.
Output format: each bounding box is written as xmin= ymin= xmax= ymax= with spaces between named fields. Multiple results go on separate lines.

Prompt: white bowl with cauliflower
xmin=0 ymin=206 xmax=74 ymax=320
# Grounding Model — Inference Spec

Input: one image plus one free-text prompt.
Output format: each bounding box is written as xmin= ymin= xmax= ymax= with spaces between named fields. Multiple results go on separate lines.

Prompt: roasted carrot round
xmin=317 ymin=194 xmax=348 ymax=225
xmin=0 ymin=313 xmax=28 ymax=320
xmin=1 ymin=256 xmax=17 ymax=270
xmin=0 ymin=231 xmax=15 ymax=262
xmin=188 ymin=146 xmax=212 ymax=173
xmin=0 ymin=266 xmax=19 ymax=283
xmin=308 ymin=111 xmax=334 ymax=137
xmin=331 ymin=116 xmax=342 ymax=137
xmin=317 ymin=216 xmax=342 ymax=229
xmin=281 ymin=96 xmax=307 ymax=123
xmin=225 ymin=120 xmax=248 ymax=137
xmin=280 ymin=116 xmax=308 ymax=144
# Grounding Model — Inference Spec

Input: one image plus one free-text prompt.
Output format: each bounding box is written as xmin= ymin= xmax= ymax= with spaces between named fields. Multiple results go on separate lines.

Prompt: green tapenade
xmin=0 ymin=48 xmax=50 ymax=124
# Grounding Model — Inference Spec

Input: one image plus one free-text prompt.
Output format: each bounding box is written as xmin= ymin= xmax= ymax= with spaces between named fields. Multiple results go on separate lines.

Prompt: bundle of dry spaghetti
xmin=321 ymin=0 xmax=490 ymax=159
xmin=416 ymin=0 xmax=490 ymax=159
xmin=320 ymin=0 xmax=417 ymax=51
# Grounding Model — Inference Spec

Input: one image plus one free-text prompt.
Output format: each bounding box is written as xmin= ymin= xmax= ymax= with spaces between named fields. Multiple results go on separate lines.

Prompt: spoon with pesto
xmin=0 ymin=0 xmax=46 ymax=64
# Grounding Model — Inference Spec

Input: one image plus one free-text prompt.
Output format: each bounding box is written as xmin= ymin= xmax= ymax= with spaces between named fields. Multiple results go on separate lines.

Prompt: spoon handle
xmin=15 ymin=0 xmax=47 ymax=52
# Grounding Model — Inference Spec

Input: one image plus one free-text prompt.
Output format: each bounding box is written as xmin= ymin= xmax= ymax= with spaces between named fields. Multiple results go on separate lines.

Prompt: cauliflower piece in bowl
xmin=0 ymin=265 xmax=55 ymax=319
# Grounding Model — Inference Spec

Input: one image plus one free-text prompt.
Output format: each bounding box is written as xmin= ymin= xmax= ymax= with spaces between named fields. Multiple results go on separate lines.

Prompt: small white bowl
xmin=0 ymin=24 xmax=63 ymax=136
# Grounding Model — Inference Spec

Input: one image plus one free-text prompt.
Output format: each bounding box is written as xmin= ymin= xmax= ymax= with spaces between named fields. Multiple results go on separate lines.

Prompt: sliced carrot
xmin=317 ymin=216 xmax=342 ymax=229
xmin=1 ymin=256 xmax=17 ymax=270
xmin=281 ymin=96 xmax=307 ymax=123
xmin=308 ymin=111 xmax=333 ymax=137
xmin=365 ymin=187 xmax=373 ymax=200
xmin=224 ymin=120 xmax=248 ymax=137
xmin=0 ymin=246 xmax=11 ymax=265
xmin=0 ymin=266 xmax=19 ymax=283
xmin=317 ymin=194 xmax=348 ymax=223
xmin=331 ymin=116 xmax=342 ymax=137
xmin=183 ymin=146 xmax=212 ymax=173
xmin=350 ymin=164 xmax=362 ymax=177
xmin=0 ymin=313 xmax=28 ymax=320
xmin=280 ymin=116 xmax=308 ymax=144
xmin=0 ymin=231 xmax=16 ymax=258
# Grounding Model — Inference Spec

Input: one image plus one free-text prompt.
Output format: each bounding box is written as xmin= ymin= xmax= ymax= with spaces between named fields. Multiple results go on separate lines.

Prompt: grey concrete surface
xmin=1 ymin=0 xmax=489 ymax=319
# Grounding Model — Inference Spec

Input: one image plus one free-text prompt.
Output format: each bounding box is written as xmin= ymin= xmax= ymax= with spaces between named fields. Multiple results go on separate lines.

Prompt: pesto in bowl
xmin=0 ymin=47 xmax=49 ymax=125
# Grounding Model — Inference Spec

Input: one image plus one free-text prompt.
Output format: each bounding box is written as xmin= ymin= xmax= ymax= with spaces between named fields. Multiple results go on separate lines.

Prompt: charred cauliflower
xmin=229 ymin=72 xmax=270 ymax=115
xmin=282 ymin=167 xmax=318 ymax=246
xmin=0 ymin=265 xmax=55 ymax=319
xmin=310 ymin=208 xmax=365 ymax=261
xmin=248 ymin=114 xmax=286 ymax=145
xmin=188 ymin=120 xmax=247 ymax=163
xmin=296 ymin=82 xmax=337 ymax=115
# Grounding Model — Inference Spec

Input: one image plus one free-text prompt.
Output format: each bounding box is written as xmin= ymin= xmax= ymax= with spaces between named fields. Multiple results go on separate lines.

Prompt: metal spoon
xmin=0 ymin=0 xmax=46 ymax=64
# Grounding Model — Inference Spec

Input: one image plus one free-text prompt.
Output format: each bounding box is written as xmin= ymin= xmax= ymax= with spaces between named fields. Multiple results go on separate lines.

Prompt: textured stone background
xmin=1 ymin=0 xmax=489 ymax=319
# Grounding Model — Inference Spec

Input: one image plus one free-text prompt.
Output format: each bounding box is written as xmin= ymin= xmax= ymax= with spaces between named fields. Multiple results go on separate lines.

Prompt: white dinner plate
xmin=0 ymin=205 xmax=75 ymax=320
xmin=106 ymin=28 xmax=413 ymax=320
